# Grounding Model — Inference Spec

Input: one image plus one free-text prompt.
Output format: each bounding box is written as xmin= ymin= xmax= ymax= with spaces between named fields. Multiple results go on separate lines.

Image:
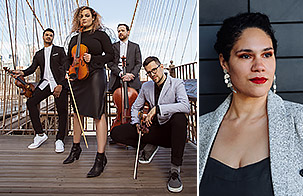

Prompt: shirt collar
xmin=44 ymin=44 xmax=53 ymax=51
xmin=120 ymin=40 xmax=128 ymax=45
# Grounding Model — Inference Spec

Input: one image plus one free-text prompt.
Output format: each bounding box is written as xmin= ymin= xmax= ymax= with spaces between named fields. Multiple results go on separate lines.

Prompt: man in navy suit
xmin=14 ymin=28 xmax=68 ymax=152
xmin=108 ymin=24 xmax=142 ymax=93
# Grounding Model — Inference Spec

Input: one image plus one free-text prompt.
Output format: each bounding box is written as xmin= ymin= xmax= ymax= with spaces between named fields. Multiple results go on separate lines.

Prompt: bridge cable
xmin=162 ymin=0 xmax=181 ymax=63
xmin=5 ymin=0 xmax=16 ymax=69
xmin=180 ymin=0 xmax=196 ymax=64
xmin=170 ymin=0 xmax=188 ymax=62
xmin=25 ymin=0 xmax=44 ymax=30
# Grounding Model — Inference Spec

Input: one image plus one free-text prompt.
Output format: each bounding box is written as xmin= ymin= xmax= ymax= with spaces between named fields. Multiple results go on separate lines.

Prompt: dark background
xmin=199 ymin=0 xmax=303 ymax=115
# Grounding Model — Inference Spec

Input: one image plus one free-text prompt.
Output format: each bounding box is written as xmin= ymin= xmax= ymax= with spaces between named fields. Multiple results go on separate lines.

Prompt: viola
xmin=110 ymin=56 xmax=138 ymax=131
xmin=137 ymin=103 xmax=150 ymax=134
xmin=3 ymin=67 xmax=35 ymax=98
xmin=69 ymin=27 xmax=89 ymax=80
xmin=134 ymin=103 xmax=150 ymax=179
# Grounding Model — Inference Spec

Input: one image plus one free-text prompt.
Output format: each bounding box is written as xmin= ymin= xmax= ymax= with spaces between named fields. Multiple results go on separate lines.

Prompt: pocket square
xmin=53 ymin=53 xmax=59 ymax=56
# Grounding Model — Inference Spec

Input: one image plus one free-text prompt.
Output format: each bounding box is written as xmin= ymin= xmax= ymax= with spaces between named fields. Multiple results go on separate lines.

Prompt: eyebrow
xmin=235 ymin=47 xmax=274 ymax=54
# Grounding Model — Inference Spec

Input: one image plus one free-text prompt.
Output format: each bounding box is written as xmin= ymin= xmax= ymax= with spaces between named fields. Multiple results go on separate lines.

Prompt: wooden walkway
xmin=0 ymin=135 xmax=197 ymax=195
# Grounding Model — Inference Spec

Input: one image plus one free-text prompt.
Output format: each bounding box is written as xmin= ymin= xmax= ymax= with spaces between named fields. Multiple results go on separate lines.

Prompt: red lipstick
xmin=250 ymin=77 xmax=267 ymax=84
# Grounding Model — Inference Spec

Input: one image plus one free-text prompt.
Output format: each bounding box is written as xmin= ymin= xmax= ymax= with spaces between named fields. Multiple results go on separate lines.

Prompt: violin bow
xmin=66 ymin=72 xmax=89 ymax=148
xmin=134 ymin=111 xmax=145 ymax=179
xmin=134 ymin=129 xmax=142 ymax=180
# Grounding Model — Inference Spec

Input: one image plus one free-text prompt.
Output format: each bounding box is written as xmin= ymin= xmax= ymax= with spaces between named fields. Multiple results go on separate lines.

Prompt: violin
xmin=134 ymin=103 xmax=150 ymax=179
xmin=137 ymin=103 xmax=150 ymax=134
xmin=110 ymin=56 xmax=138 ymax=130
xmin=3 ymin=67 xmax=35 ymax=98
xmin=69 ymin=27 xmax=89 ymax=80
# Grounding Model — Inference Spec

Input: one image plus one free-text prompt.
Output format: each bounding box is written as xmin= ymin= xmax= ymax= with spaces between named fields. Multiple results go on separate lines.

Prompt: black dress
xmin=67 ymin=30 xmax=114 ymax=119
xmin=200 ymin=157 xmax=274 ymax=196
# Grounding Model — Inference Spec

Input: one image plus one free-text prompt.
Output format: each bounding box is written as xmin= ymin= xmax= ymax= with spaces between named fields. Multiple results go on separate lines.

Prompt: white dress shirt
xmin=39 ymin=45 xmax=57 ymax=92
xmin=118 ymin=40 xmax=128 ymax=77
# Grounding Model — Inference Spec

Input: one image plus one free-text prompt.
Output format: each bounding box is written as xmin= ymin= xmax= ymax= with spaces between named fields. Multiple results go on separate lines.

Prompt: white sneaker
xmin=55 ymin=139 xmax=64 ymax=153
xmin=28 ymin=133 xmax=48 ymax=149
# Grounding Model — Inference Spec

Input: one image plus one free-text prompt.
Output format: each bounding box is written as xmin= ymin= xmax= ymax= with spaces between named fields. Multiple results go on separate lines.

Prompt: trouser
xmin=26 ymin=85 xmax=68 ymax=141
xmin=111 ymin=77 xmax=140 ymax=93
xmin=110 ymin=113 xmax=187 ymax=166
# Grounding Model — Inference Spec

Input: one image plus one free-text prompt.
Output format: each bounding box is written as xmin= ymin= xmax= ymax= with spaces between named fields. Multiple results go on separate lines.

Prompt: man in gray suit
xmin=111 ymin=56 xmax=190 ymax=193
xmin=108 ymin=24 xmax=142 ymax=93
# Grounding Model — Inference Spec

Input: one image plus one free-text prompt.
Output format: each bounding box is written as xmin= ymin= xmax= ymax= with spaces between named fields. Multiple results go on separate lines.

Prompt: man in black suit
xmin=108 ymin=24 xmax=142 ymax=93
xmin=13 ymin=28 xmax=68 ymax=152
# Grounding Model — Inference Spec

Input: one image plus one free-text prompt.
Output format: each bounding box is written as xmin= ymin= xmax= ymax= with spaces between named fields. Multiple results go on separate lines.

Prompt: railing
xmin=0 ymin=62 xmax=197 ymax=145
xmin=167 ymin=61 xmax=197 ymax=145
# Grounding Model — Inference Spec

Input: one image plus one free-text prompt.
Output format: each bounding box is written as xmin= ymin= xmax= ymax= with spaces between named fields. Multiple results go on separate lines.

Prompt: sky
xmin=91 ymin=0 xmax=198 ymax=65
xmin=0 ymin=0 xmax=197 ymax=68
xmin=89 ymin=0 xmax=137 ymax=34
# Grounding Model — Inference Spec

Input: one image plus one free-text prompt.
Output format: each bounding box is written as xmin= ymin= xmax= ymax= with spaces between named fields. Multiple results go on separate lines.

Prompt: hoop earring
xmin=223 ymin=69 xmax=237 ymax=93
xmin=273 ymin=74 xmax=277 ymax=94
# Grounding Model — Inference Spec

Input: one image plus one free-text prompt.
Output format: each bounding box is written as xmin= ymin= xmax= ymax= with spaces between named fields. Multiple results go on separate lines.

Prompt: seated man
xmin=111 ymin=56 xmax=190 ymax=193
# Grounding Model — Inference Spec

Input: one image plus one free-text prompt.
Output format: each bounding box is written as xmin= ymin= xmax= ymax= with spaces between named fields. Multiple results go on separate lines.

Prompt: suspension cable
xmin=5 ymin=0 xmax=16 ymax=69
xmin=130 ymin=0 xmax=140 ymax=32
xmin=180 ymin=0 xmax=196 ymax=64
xmin=170 ymin=0 xmax=188 ymax=61
xmin=162 ymin=0 xmax=181 ymax=63
xmin=25 ymin=0 xmax=44 ymax=30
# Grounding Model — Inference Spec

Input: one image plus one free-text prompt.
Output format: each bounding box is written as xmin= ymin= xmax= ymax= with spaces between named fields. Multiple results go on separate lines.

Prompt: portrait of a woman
xmin=199 ymin=12 xmax=303 ymax=196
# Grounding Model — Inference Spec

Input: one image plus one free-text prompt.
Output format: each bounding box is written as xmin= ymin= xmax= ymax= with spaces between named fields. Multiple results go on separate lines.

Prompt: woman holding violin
xmin=63 ymin=6 xmax=114 ymax=178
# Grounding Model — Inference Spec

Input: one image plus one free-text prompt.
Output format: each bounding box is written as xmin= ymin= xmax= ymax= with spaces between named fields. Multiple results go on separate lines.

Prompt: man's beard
xmin=119 ymin=35 xmax=127 ymax=41
xmin=44 ymin=40 xmax=52 ymax=44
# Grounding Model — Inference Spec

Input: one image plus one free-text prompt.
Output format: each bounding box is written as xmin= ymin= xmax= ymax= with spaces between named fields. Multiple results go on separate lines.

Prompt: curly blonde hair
xmin=71 ymin=6 xmax=103 ymax=33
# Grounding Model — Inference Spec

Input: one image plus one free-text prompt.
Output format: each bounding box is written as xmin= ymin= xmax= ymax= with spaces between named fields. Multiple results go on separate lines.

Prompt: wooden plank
xmin=0 ymin=135 xmax=197 ymax=195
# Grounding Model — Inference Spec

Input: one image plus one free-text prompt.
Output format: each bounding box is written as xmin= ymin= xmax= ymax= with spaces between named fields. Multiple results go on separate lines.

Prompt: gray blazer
xmin=108 ymin=41 xmax=142 ymax=90
xmin=131 ymin=74 xmax=190 ymax=125
xmin=199 ymin=91 xmax=303 ymax=196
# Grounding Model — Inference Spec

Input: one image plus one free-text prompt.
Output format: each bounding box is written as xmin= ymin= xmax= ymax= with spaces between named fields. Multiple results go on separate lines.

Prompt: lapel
xmin=199 ymin=94 xmax=231 ymax=181
xmin=116 ymin=42 xmax=120 ymax=54
xmin=200 ymin=91 xmax=293 ymax=195
xmin=40 ymin=48 xmax=45 ymax=77
xmin=126 ymin=41 xmax=131 ymax=62
xmin=50 ymin=46 xmax=54 ymax=68
xmin=158 ymin=74 xmax=171 ymax=103
xmin=41 ymin=48 xmax=45 ymax=67
xmin=149 ymin=82 xmax=155 ymax=107
xmin=267 ymin=91 xmax=292 ymax=195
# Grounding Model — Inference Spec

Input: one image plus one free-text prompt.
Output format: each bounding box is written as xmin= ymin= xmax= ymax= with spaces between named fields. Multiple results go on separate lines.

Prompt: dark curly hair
xmin=214 ymin=12 xmax=277 ymax=62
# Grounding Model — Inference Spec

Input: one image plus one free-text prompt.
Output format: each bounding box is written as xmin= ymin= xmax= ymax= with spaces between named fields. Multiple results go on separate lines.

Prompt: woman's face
xmin=80 ymin=9 xmax=93 ymax=28
xmin=221 ymin=27 xmax=276 ymax=98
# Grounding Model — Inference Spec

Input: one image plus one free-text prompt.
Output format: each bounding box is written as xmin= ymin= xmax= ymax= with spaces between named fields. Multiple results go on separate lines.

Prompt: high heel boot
xmin=87 ymin=152 xmax=107 ymax=178
xmin=63 ymin=143 xmax=82 ymax=164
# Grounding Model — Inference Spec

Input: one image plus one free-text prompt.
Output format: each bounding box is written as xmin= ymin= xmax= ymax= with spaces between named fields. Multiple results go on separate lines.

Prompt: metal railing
xmin=0 ymin=62 xmax=197 ymax=145
xmin=167 ymin=61 xmax=197 ymax=144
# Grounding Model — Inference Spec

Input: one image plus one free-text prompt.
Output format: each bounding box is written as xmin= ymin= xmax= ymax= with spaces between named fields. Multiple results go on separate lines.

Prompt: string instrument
xmin=3 ymin=67 xmax=35 ymax=98
xmin=69 ymin=27 xmax=89 ymax=80
xmin=110 ymin=56 xmax=138 ymax=131
xmin=134 ymin=103 xmax=150 ymax=180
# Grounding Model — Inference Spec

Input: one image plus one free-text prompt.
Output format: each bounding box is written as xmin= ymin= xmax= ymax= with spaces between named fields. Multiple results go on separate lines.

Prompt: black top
xmin=68 ymin=30 xmax=113 ymax=72
xmin=67 ymin=30 xmax=113 ymax=119
xmin=154 ymin=77 xmax=166 ymax=125
xmin=200 ymin=157 xmax=274 ymax=196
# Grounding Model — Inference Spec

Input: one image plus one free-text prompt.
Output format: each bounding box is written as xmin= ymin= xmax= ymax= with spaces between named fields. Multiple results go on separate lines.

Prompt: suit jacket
xmin=23 ymin=45 xmax=67 ymax=88
xmin=131 ymin=74 xmax=190 ymax=125
xmin=199 ymin=91 xmax=303 ymax=196
xmin=108 ymin=41 xmax=142 ymax=90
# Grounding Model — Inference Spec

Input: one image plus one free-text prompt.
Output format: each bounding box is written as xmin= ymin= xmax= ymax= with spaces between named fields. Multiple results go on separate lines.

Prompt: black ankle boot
xmin=63 ymin=143 xmax=82 ymax=164
xmin=87 ymin=152 xmax=107 ymax=178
